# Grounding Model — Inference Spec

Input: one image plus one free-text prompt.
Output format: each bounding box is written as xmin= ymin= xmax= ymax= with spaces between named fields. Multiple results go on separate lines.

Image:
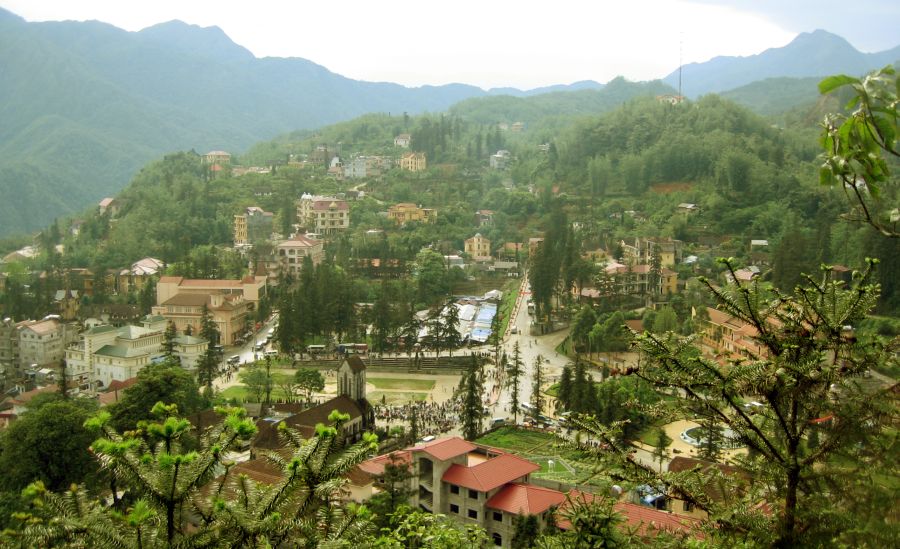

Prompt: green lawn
xmin=368 ymin=391 xmax=428 ymax=404
xmin=476 ymin=426 xmax=557 ymax=453
xmin=220 ymin=386 xmax=293 ymax=402
xmin=368 ymin=378 xmax=436 ymax=391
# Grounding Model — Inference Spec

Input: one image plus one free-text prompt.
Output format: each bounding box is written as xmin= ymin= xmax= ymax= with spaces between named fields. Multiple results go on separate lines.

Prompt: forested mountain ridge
xmin=664 ymin=29 xmax=900 ymax=98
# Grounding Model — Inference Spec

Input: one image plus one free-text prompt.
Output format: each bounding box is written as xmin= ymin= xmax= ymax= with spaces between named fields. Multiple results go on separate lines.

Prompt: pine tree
xmin=163 ymin=320 xmax=178 ymax=362
xmin=196 ymin=303 xmax=221 ymax=393
xmin=557 ymin=363 xmax=573 ymax=411
xmin=506 ymin=341 xmax=524 ymax=423
xmin=530 ymin=355 xmax=545 ymax=419
xmin=461 ymin=360 xmax=484 ymax=440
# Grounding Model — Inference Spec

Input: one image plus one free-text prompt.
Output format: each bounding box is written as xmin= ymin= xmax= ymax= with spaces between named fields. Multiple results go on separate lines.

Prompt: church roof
xmin=344 ymin=355 xmax=366 ymax=373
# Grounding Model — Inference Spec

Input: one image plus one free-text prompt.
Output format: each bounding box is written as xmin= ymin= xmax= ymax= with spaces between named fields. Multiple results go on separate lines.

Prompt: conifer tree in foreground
xmin=569 ymin=258 xmax=897 ymax=547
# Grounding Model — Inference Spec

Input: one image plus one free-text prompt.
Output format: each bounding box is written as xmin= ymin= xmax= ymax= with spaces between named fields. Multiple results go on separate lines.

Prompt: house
xmin=234 ymin=206 xmax=275 ymax=247
xmin=116 ymin=257 xmax=165 ymax=294
xmin=501 ymin=242 xmax=524 ymax=259
xmin=387 ymin=203 xmax=437 ymax=225
xmin=155 ymin=275 xmax=267 ymax=308
xmin=98 ymin=197 xmax=122 ymax=217
xmin=65 ymin=315 xmax=207 ymax=389
xmin=465 ymin=234 xmax=492 ymax=262
xmin=657 ymin=95 xmax=685 ymax=105
xmin=528 ymin=238 xmax=544 ymax=257
xmin=698 ymin=306 xmax=770 ymax=361
xmin=17 ymin=318 xmax=67 ymax=372
xmin=620 ymin=237 xmax=684 ymax=268
xmin=510 ymin=122 xmax=524 ymax=133
xmin=475 ymin=210 xmax=494 ymax=227
xmin=604 ymin=262 xmax=678 ymax=296
xmin=490 ymin=150 xmax=511 ymax=170
xmin=677 ymin=203 xmax=699 ymax=214
xmin=202 ymin=150 xmax=232 ymax=166
xmin=394 ymin=133 xmax=411 ymax=148
xmin=666 ymin=456 xmax=750 ymax=519
xmin=558 ymin=490 xmax=700 ymax=540
xmin=270 ymin=235 xmax=325 ymax=277
xmin=399 ymin=152 xmax=427 ymax=172
xmin=152 ymin=292 xmax=249 ymax=346
xmin=297 ymin=194 xmax=350 ymax=235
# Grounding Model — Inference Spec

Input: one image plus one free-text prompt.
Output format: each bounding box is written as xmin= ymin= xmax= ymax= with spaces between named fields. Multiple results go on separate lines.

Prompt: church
xmin=252 ymin=355 xmax=374 ymax=452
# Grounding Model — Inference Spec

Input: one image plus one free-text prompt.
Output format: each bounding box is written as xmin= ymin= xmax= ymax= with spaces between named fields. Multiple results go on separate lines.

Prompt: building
xmin=270 ymin=235 xmax=325 ymax=277
xmin=620 ymin=237 xmax=684 ymax=268
xmin=394 ymin=134 xmax=411 ymax=148
xmin=489 ymin=150 xmax=511 ymax=170
xmin=604 ymin=262 xmax=678 ymax=296
xmin=116 ymin=257 xmax=165 ymax=294
xmin=203 ymin=150 xmax=232 ymax=166
xmin=465 ymin=234 xmax=492 ymax=262
xmin=98 ymin=197 xmax=122 ymax=217
xmin=475 ymin=210 xmax=494 ymax=227
xmin=156 ymin=275 xmax=267 ymax=308
xmin=234 ymin=206 xmax=275 ymax=246
xmin=698 ymin=306 xmax=770 ymax=361
xmin=65 ymin=315 xmax=207 ymax=389
xmin=152 ymin=292 xmax=249 ymax=345
xmin=252 ymin=356 xmax=373 ymax=452
xmin=399 ymin=152 xmax=427 ymax=172
xmin=297 ymin=194 xmax=350 ymax=235
xmin=17 ymin=318 xmax=67 ymax=372
xmin=387 ymin=203 xmax=437 ymax=225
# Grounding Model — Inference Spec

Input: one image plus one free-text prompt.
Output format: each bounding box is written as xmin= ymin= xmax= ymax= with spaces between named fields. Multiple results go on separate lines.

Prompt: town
xmin=0 ymin=26 xmax=898 ymax=549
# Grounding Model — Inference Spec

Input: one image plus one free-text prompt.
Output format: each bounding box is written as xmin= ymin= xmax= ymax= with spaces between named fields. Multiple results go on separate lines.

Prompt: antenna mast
xmin=678 ymin=36 xmax=683 ymax=98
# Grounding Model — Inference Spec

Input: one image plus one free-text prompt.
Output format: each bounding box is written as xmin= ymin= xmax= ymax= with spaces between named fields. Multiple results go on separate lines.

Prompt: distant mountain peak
xmin=137 ymin=19 xmax=254 ymax=61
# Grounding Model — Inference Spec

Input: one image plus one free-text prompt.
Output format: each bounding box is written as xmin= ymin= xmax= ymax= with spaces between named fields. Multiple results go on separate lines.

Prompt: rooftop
xmin=442 ymin=452 xmax=539 ymax=492
xmin=412 ymin=437 xmax=476 ymax=461
xmin=486 ymin=483 xmax=567 ymax=515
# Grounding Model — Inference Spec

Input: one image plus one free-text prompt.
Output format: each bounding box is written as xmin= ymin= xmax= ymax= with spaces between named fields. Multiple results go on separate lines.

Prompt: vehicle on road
xmin=228 ymin=355 xmax=240 ymax=365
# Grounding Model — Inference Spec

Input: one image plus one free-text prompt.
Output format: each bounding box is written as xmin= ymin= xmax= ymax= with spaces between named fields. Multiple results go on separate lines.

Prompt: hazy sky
xmin=3 ymin=1 xmax=898 ymax=89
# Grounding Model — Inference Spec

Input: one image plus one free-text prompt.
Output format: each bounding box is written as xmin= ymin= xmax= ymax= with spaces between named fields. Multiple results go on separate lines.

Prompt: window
xmin=450 ymin=504 xmax=459 ymax=514
xmin=468 ymin=489 xmax=478 ymax=500
xmin=450 ymin=485 xmax=459 ymax=495
xmin=492 ymin=511 xmax=502 ymax=522
xmin=683 ymin=501 xmax=695 ymax=512
xmin=492 ymin=533 xmax=502 ymax=546
xmin=467 ymin=509 xmax=477 ymax=519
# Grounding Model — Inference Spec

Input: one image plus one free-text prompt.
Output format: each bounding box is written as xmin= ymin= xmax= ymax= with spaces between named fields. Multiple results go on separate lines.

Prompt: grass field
xmin=368 ymin=378 xmax=436 ymax=391
xmin=476 ymin=427 xmax=599 ymax=484
xmin=368 ymin=391 xmax=428 ymax=404
xmin=476 ymin=427 xmax=558 ymax=453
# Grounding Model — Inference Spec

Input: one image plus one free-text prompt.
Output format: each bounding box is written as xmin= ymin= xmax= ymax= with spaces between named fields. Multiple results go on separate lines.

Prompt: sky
xmin=2 ymin=0 xmax=898 ymax=90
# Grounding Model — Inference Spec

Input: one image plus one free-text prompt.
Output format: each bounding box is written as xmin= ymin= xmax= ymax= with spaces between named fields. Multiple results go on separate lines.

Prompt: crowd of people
xmin=374 ymin=396 xmax=466 ymax=437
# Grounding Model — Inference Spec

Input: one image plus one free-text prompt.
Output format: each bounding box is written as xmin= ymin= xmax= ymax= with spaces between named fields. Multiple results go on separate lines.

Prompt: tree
xmin=530 ymin=355 xmax=545 ymax=419
xmin=197 ymin=303 xmax=221 ymax=393
xmin=512 ymin=514 xmax=540 ymax=549
xmin=238 ymin=363 xmax=272 ymax=403
xmin=819 ymin=67 xmax=899 ymax=238
xmin=506 ymin=341 xmax=525 ymax=423
xmin=368 ymin=452 xmax=413 ymax=529
xmin=571 ymin=305 xmax=597 ymax=355
xmin=651 ymin=305 xmax=678 ymax=334
xmin=415 ymin=248 xmax=450 ymax=306
xmin=651 ymin=426 xmax=672 ymax=472
xmin=534 ymin=495 xmax=639 ymax=548
xmin=440 ymin=299 xmax=462 ymax=358
xmin=294 ymin=368 xmax=325 ymax=402
xmin=621 ymin=259 xmax=896 ymax=546
xmin=108 ymin=361 xmax=205 ymax=431
xmin=0 ymin=397 xmax=99 ymax=493
xmin=461 ymin=359 xmax=485 ymax=440
xmin=162 ymin=320 xmax=178 ymax=362
xmin=557 ymin=363 xmax=573 ymax=412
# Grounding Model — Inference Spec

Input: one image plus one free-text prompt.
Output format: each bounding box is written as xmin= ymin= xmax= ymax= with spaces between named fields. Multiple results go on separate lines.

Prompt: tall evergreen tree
xmin=506 ymin=341 xmax=524 ymax=423
xmin=530 ymin=355 xmax=545 ymax=419
xmin=461 ymin=360 xmax=484 ymax=440
xmin=196 ymin=303 xmax=220 ymax=393
xmin=162 ymin=320 xmax=178 ymax=362
xmin=557 ymin=363 xmax=573 ymax=411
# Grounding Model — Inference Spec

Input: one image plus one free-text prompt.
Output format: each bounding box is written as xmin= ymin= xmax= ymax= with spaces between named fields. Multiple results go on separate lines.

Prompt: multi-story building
xmin=489 ymin=150 xmax=511 ymax=170
xmin=152 ymin=292 xmax=249 ymax=345
xmin=698 ymin=306 xmax=770 ymax=361
xmin=234 ymin=206 xmax=274 ymax=247
xmin=156 ymin=275 xmax=267 ymax=308
xmin=65 ymin=315 xmax=207 ymax=389
xmin=603 ymin=262 xmax=678 ymax=296
xmin=620 ymin=237 xmax=684 ymax=268
xmin=465 ymin=234 xmax=492 ymax=262
xmin=0 ymin=318 xmax=24 ymax=386
xmin=297 ymin=194 xmax=350 ymax=235
xmin=17 ymin=318 xmax=67 ymax=371
xmin=116 ymin=257 xmax=165 ymax=294
xmin=387 ymin=203 xmax=437 ymax=225
xmin=394 ymin=134 xmax=411 ymax=148
xmin=270 ymin=235 xmax=325 ymax=278
xmin=202 ymin=150 xmax=232 ymax=166
xmin=399 ymin=152 xmax=427 ymax=172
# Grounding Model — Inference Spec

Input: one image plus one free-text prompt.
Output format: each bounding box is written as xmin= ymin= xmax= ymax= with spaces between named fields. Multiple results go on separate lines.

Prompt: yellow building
xmin=399 ymin=152 xmax=427 ymax=172
xmin=465 ymin=233 xmax=492 ymax=261
xmin=387 ymin=203 xmax=437 ymax=225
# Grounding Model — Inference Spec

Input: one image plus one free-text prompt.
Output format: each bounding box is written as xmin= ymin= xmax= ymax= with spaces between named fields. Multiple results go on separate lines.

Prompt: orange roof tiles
xmin=442 ymin=453 xmax=539 ymax=492
xmin=486 ymin=483 xmax=567 ymax=515
xmin=357 ymin=450 xmax=412 ymax=477
xmin=557 ymin=490 xmax=700 ymax=537
xmin=414 ymin=437 xmax=476 ymax=461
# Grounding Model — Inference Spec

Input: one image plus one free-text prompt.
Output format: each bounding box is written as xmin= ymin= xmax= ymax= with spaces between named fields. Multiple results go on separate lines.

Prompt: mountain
xmin=665 ymin=30 xmax=900 ymax=98
xmin=719 ymin=77 xmax=822 ymax=117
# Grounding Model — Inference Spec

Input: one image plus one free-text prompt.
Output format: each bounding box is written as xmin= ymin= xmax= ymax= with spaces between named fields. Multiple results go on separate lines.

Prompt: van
xmin=254 ymin=342 xmax=266 ymax=352
xmin=228 ymin=355 xmax=240 ymax=365
xmin=265 ymin=350 xmax=278 ymax=358
xmin=510 ymin=326 xmax=518 ymax=334
xmin=420 ymin=435 xmax=436 ymax=443
xmin=491 ymin=417 xmax=506 ymax=427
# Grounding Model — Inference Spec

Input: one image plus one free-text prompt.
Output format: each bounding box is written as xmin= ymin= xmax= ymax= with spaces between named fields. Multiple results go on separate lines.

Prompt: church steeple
xmin=337 ymin=355 xmax=367 ymax=402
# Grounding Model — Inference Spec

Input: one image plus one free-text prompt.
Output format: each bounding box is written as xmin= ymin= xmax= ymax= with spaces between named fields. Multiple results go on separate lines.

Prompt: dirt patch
xmin=650 ymin=182 xmax=693 ymax=194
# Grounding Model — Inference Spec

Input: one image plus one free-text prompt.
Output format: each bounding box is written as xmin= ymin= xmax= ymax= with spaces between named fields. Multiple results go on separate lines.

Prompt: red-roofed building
xmin=297 ymin=194 xmax=350 ymax=235
xmin=557 ymin=490 xmax=701 ymax=540
xmin=486 ymin=482 xmax=566 ymax=515
xmin=442 ymin=453 xmax=539 ymax=492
